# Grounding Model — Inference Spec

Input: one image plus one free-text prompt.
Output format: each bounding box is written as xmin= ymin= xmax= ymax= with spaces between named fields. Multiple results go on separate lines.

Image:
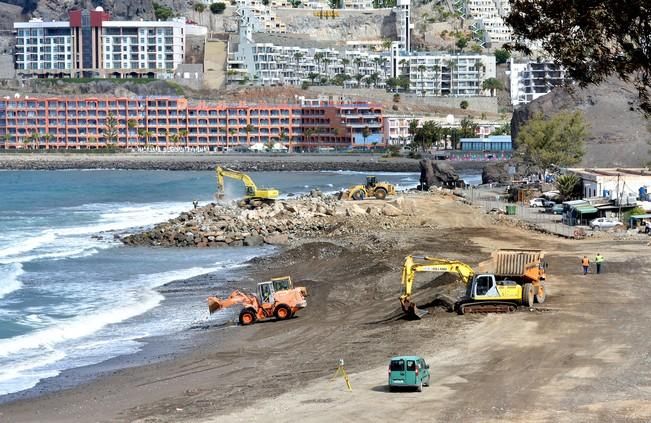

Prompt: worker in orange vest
xmin=581 ymin=256 xmax=590 ymax=275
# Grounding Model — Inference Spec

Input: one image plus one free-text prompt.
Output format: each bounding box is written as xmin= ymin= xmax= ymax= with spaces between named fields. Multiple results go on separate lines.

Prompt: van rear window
xmin=406 ymin=360 xmax=416 ymax=371
xmin=390 ymin=359 xmax=404 ymax=371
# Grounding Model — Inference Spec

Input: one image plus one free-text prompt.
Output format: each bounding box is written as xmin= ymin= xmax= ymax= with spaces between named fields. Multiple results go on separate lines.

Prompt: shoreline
xmin=0 ymin=152 xmax=491 ymax=172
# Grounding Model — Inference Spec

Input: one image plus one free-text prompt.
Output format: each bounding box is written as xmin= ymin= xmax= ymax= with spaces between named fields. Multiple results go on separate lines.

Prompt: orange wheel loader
xmin=207 ymin=276 xmax=307 ymax=325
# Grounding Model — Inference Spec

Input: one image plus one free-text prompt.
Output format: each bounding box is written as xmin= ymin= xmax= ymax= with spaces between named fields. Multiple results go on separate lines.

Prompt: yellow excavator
xmin=400 ymin=249 xmax=547 ymax=318
xmin=215 ymin=166 xmax=279 ymax=208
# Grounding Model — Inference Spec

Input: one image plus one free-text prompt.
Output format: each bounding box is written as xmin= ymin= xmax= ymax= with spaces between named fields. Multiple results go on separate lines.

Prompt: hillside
xmin=512 ymin=77 xmax=651 ymax=168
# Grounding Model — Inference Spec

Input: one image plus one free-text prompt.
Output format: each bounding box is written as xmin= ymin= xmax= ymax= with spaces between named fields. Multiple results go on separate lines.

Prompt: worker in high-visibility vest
xmin=595 ymin=253 xmax=605 ymax=274
xmin=581 ymin=256 xmax=590 ymax=275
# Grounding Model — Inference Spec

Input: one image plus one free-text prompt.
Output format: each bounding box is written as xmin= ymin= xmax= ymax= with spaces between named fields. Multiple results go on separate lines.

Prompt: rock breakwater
xmin=121 ymin=192 xmax=418 ymax=248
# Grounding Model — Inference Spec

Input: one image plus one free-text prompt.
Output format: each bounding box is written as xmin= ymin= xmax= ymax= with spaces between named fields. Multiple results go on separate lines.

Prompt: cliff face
xmin=511 ymin=77 xmax=651 ymax=168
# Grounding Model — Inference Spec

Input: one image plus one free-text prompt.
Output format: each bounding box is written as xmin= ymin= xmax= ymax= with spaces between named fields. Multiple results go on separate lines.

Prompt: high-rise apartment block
xmin=508 ymin=59 xmax=568 ymax=106
xmin=14 ymin=8 xmax=186 ymax=79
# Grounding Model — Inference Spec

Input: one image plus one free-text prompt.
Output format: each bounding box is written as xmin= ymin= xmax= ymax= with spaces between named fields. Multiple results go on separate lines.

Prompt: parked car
xmin=551 ymin=204 xmax=565 ymax=215
xmin=589 ymin=217 xmax=624 ymax=230
xmin=388 ymin=355 xmax=431 ymax=392
xmin=529 ymin=198 xmax=546 ymax=207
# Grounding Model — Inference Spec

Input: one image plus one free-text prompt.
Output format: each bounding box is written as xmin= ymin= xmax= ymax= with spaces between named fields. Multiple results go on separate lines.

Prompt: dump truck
xmin=399 ymin=249 xmax=546 ymax=318
xmin=207 ymin=276 xmax=307 ymax=325
xmin=215 ymin=166 xmax=279 ymax=208
xmin=339 ymin=176 xmax=396 ymax=200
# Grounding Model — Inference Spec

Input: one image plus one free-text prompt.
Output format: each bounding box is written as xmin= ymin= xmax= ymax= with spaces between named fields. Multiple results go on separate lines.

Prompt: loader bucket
xmin=207 ymin=296 xmax=224 ymax=314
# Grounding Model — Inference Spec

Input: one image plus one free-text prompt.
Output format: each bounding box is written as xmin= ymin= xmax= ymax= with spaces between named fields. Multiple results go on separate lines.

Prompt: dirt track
xmin=1 ymin=193 xmax=650 ymax=423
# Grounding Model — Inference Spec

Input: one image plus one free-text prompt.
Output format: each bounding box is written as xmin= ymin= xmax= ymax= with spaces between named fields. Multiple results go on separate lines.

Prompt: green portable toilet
xmin=506 ymin=204 xmax=517 ymax=215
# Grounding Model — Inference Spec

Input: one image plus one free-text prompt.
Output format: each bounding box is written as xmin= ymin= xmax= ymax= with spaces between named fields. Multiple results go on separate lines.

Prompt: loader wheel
xmin=274 ymin=305 xmax=291 ymax=321
xmin=239 ymin=309 xmax=256 ymax=325
xmin=522 ymin=283 xmax=535 ymax=308
xmin=352 ymin=190 xmax=365 ymax=200
xmin=535 ymin=283 xmax=546 ymax=304
xmin=374 ymin=188 xmax=387 ymax=200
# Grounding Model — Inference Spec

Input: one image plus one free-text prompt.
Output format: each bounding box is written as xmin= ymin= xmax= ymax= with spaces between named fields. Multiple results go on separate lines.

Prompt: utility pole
xmin=617 ymin=173 xmax=622 ymax=219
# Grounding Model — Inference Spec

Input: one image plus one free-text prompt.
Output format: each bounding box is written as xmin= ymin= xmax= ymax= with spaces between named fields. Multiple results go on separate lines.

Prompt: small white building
xmin=568 ymin=168 xmax=651 ymax=204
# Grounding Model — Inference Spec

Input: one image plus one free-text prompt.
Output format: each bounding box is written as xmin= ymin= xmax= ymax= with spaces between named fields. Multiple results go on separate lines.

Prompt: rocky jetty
xmin=121 ymin=192 xmax=418 ymax=248
xmin=418 ymin=159 xmax=463 ymax=189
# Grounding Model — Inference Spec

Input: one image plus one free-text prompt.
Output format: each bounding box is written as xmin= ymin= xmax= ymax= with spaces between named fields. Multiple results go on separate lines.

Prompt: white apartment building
xmin=236 ymin=0 xmax=286 ymax=33
xmin=508 ymin=58 xmax=568 ymax=106
xmin=13 ymin=8 xmax=187 ymax=79
xmin=14 ymin=20 xmax=73 ymax=75
xmin=229 ymin=26 xmax=496 ymax=96
xmin=384 ymin=114 xmax=505 ymax=144
xmin=101 ymin=19 xmax=185 ymax=77
xmin=465 ymin=0 xmax=512 ymax=45
xmin=391 ymin=49 xmax=496 ymax=96
xmin=343 ymin=0 xmax=374 ymax=9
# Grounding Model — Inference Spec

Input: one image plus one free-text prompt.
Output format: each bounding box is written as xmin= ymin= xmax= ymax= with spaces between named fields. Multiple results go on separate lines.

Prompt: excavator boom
xmin=400 ymin=256 xmax=475 ymax=319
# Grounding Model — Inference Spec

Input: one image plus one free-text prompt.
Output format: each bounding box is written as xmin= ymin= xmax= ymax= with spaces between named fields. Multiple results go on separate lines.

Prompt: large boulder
xmin=419 ymin=160 xmax=461 ymax=189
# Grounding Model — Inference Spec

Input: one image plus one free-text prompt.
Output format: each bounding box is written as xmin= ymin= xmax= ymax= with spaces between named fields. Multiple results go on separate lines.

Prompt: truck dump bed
xmin=478 ymin=249 xmax=544 ymax=277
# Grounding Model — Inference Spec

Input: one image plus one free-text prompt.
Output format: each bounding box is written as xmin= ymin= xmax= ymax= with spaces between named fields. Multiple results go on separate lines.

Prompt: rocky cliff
xmin=511 ymin=77 xmax=651 ymax=168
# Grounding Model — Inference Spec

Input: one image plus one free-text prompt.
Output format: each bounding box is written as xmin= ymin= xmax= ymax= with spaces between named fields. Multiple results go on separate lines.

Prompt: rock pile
xmin=121 ymin=194 xmax=418 ymax=248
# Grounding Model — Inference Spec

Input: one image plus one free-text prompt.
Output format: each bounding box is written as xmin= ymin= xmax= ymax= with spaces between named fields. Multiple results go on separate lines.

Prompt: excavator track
xmin=457 ymin=301 xmax=518 ymax=315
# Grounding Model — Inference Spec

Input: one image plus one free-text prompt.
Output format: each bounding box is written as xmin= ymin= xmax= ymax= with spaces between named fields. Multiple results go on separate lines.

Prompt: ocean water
xmin=0 ymin=169 xmax=478 ymax=397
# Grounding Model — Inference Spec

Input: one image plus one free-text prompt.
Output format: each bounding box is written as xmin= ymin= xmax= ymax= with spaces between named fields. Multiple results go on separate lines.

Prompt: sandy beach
xmin=1 ymin=188 xmax=650 ymax=422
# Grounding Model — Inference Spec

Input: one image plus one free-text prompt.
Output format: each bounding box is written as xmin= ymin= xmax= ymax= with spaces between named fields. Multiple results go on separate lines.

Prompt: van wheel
xmin=417 ymin=382 xmax=423 ymax=392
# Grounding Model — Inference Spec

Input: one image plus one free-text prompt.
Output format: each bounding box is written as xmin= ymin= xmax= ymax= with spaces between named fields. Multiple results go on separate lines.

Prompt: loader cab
xmin=366 ymin=176 xmax=377 ymax=188
xmin=271 ymin=276 xmax=293 ymax=292
xmin=257 ymin=281 xmax=275 ymax=304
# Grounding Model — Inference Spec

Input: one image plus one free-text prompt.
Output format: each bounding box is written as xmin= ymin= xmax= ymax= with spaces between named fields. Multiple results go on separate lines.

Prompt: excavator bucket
xmin=401 ymin=299 xmax=428 ymax=319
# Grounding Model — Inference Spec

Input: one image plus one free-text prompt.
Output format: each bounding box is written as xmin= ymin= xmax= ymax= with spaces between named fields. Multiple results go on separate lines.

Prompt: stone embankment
xmin=0 ymin=153 xmax=489 ymax=172
xmin=121 ymin=191 xmax=418 ymax=248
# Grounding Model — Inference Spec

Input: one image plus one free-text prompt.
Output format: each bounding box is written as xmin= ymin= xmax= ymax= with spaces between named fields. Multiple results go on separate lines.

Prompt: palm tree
xmin=279 ymin=129 xmax=290 ymax=152
xmin=244 ymin=124 xmax=254 ymax=145
xmin=2 ymin=133 xmax=11 ymax=150
xmin=313 ymin=52 xmax=324 ymax=73
xmin=361 ymin=126 xmax=371 ymax=149
xmin=399 ymin=58 xmax=408 ymax=77
xmin=179 ymin=129 xmax=189 ymax=147
xmin=481 ymin=77 xmax=504 ymax=97
xmin=307 ymin=72 xmax=319 ymax=85
xmin=382 ymin=38 xmax=392 ymax=50
xmin=28 ymin=132 xmax=40 ymax=150
xmin=127 ymin=118 xmax=138 ymax=148
xmin=353 ymin=57 xmax=363 ymax=74
xmin=341 ymin=58 xmax=350 ymax=76
xmin=145 ymin=130 xmax=153 ymax=150
xmin=304 ymin=128 xmax=315 ymax=150
xmin=170 ymin=133 xmax=180 ymax=149
xmin=137 ymin=128 xmax=146 ymax=148
xmin=373 ymin=57 xmax=382 ymax=73
xmin=417 ymin=64 xmax=426 ymax=95
xmin=322 ymin=57 xmax=331 ymax=76
xmin=42 ymin=133 xmax=52 ymax=150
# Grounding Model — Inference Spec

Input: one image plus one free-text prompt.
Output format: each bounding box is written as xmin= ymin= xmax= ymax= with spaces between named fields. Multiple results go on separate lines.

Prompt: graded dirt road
xmin=1 ymin=192 xmax=650 ymax=423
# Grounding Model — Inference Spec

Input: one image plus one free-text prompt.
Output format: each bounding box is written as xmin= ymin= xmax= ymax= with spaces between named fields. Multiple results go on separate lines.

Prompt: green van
xmin=388 ymin=355 xmax=431 ymax=392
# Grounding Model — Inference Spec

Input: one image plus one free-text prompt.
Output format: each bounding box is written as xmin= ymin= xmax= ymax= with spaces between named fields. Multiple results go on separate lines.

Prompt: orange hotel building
xmin=0 ymin=96 xmax=385 ymax=150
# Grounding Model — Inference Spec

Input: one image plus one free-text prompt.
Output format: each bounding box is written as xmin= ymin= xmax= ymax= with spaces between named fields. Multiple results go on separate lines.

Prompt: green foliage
xmin=517 ymin=111 xmax=588 ymax=171
xmin=459 ymin=100 xmax=469 ymax=109
xmin=506 ymin=0 xmax=651 ymax=115
xmin=153 ymin=2 xmax=174 ymax=20
xmin=494 ymin=48 xmax=510 ymax=64
xmin=412 ymin=121 xmax=442 ymax=151
xmin=470 ymin=44 xmax=482 ymax=53
xmin=393 ymin=93 xmax=400 ymax=103
xmin=492 ymin=122 xmax=511 ymax=135
xmin=301 ymin=81 xmax=309 ymax=90
xmin=210 ymin=2 xmax=226 ymax=13
xmin=482 ymin=77 xmax=504 ymax=96
xmin=624 ymin=206 xmax=647 ymax=226
xmin=455 ymin=36 xmax=468 ymax=51
xmin=193 ymin=3 xmax=206 ymax=12
xmin=555 ymin=174 xmax=582 ymax=200
xmin=103 ymin=113 xmax=119 ymax=147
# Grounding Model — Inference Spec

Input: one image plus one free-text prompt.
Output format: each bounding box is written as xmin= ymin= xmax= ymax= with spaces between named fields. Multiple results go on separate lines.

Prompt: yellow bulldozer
xmin=215 ymin=166 xmax=279 ymax=208
xmin=339 ymin=176 xmax=396 ymax=200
